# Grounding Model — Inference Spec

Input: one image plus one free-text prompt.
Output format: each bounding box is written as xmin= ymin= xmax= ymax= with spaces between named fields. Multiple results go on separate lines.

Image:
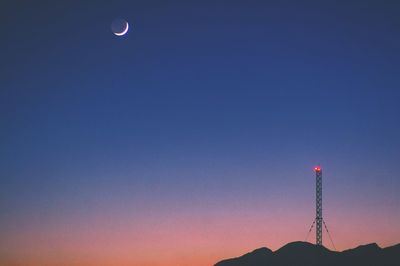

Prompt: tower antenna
xmin=305 ymin=165 xmax=336 ymax=249
xmin=315 ymin=165 xmax=322 ymax=246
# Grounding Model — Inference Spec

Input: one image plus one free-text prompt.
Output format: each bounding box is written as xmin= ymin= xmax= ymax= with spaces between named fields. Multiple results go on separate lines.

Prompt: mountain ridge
xmin=214 ymin=241 xmax=400 ymax=266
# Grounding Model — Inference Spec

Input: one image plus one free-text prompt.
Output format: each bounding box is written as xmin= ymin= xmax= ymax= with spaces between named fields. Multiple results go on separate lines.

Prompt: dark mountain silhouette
xmin=214 ymin=241 xmax=400 ymax=266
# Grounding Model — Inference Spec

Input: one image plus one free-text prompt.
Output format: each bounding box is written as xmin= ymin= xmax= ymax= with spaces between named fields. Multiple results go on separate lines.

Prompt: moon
xmin=111 ymin=19 xmax=129 ymax=36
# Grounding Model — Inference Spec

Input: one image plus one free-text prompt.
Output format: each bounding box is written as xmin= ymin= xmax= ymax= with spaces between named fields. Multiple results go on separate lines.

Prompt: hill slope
xmin=214 ymin=241 xmax=400 ymax=266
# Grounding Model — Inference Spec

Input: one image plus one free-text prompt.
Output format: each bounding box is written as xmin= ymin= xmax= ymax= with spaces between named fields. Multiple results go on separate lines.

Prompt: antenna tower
xmin=315 ymin=166 xmax=322 ymax=245
xmin=305 ymin=166 xmax=336 ymax=249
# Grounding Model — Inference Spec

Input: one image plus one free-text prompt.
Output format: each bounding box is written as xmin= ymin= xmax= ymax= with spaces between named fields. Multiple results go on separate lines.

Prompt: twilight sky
xmin=1 ymin=1 xmax=400 ymax=265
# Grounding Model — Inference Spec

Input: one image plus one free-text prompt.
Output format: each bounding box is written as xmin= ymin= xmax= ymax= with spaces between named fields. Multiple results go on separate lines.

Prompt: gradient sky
xmin=1 ymin=1 xmax=400 ymax=265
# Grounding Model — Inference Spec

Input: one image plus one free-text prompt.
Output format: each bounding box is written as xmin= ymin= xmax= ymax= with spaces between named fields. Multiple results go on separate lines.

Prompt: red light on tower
xmin=314 ymin=166 xmax=321 ymax=172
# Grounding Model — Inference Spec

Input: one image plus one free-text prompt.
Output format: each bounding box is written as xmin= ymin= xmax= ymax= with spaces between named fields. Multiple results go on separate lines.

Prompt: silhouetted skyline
xmin=215 ymin=241 xmax=400 ymax=266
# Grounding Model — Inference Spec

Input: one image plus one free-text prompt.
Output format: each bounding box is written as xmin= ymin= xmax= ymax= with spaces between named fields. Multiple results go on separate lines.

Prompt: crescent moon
xmin=114 ymin=22 xmax=129 ymax=36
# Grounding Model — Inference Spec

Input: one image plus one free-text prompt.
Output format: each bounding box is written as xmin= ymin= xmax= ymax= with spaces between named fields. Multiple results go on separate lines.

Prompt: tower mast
xmin=315 ymin=166 xmax=322 ymax=246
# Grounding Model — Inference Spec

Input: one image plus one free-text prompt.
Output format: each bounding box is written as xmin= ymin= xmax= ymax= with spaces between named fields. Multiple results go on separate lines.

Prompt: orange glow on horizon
xmin=1 ymin=207 xmax=399 ymax=266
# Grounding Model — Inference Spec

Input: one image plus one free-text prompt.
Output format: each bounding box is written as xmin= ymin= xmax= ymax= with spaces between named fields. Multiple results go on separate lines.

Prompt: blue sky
xmin=1 ymin=1 xmax=400 ymax=265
